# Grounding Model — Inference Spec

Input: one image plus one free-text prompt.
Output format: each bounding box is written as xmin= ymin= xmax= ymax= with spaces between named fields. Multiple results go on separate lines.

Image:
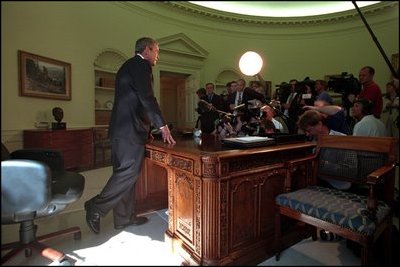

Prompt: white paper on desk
xmin=223 ymin=136 xmax=274 ymax=143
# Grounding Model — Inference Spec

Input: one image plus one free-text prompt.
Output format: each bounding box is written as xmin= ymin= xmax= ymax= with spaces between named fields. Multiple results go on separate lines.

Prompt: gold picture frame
xmin=19 ymin=50 xmax=71 ymax=100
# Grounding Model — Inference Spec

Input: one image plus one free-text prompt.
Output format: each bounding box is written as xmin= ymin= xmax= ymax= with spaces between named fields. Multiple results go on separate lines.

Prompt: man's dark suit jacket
xmin=198 ymin=94 xmax=225 ymax=134
xmin=109 ymin=55 xmax=166 ymax=144
xmin=227 ymin=87 xmax=266 ymax=111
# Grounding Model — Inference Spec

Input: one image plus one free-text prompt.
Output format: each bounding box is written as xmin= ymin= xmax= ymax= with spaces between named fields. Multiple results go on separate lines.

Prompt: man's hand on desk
xmin=160 ymin=125 xmax=176 ymax=144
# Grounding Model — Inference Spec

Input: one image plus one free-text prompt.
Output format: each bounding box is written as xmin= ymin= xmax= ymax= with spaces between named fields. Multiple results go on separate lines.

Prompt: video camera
xmin=274 ymin=82 xmax=291 ymax=101
xmin=275 ymin=77 xmax=316 ymax=101
xmin=328 ymin=72 xmax=361 ymax=96
xmin=216 ymin=113 xmax=236 ymax=127
xmin=214 ymin=98 xmax=265 ymax=136
xmin=237 ymin=99 xmax=266 ymax=135
xmin=297 ymin=77 xmax=315 ymax=92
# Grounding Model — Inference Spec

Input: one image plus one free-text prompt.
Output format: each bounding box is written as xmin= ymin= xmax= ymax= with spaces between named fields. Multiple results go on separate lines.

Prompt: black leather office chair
xmin=1 ymin=144 xmax=85 ymax=265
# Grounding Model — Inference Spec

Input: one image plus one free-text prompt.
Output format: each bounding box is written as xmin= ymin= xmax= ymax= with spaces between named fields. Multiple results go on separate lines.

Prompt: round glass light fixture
xmin=239 ymin=51 xmax=263 ymax=76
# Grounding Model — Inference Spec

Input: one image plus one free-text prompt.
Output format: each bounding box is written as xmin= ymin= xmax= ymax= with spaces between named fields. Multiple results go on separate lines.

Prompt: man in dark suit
xmin=228 ymin=78 xmax=265 ymax=114
xmin=85 ymin=37 xmax=175 ymax=234
xmin=199 ymin=82 xmax=224 ymax=134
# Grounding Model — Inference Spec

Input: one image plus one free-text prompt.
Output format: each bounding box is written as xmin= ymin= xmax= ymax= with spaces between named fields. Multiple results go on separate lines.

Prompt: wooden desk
xmin=23 ymin=128 xmax=93 ymax=170
xmin=139 ymin=135 xmax=315 ymax=265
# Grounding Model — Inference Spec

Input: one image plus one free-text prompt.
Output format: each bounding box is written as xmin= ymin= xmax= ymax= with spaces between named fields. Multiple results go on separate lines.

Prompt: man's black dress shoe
xmin=84 ymin=201 xmax=100 ymax=234
xmin=114 ymin=216 xmax=148 ymax=230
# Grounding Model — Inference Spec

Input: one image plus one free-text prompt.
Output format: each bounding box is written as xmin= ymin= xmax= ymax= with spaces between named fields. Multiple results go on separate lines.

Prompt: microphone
xmin=198 ymin=99 xmax=233 ymax=117
xmin=260 ymin=103 xmax=281 ymax=114
xmin=247 ymin=99 xmax=263 ymax=109
xmin=219 ymin=111 xmax=234 ymax=117
xmin=233 ymin=103 xmax=246 ymax=110
xmin=269 ymin=99 xmax=281 ymax=107
xmin=198 ymin=99 xmax=210 ymax=105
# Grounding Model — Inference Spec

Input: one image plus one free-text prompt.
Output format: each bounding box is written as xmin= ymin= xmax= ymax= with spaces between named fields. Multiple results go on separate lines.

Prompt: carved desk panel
xmin=143 ymin=135 xmax=315 ymax=265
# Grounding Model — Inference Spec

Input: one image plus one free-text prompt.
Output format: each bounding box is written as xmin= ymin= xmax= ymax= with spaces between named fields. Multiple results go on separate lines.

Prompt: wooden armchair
xmin=274 ymin=135 xmax=398 ymax=265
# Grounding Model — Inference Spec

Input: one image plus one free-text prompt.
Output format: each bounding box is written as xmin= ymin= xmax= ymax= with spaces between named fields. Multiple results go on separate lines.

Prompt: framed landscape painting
xmin=19 ymin=50 xmax=71 ymax=100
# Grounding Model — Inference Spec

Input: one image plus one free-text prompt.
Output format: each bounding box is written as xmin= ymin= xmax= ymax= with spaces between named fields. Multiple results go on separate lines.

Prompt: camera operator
xmin=299 ymin=80 xmax=317 ymax=107
xmin=195 ymin=87 xmax=207 ymax=129
xmin=228 ymin=78 xmax=265 ymax=115
xmin=286 ymin=79 xmax=315 ymax=133
xmin=281 ymin=79 xmax=298 ymax=117
xmin=230 ymin=101 xmax=259 ymax=136
xmin=315 ymin=79 xmax=333 ymax=105
xmin=260 ymin=105 xmax=284 ymax=134
xmin=199 ymin=83 xmax=225 ymax=134
xmin=353 ymin=66 xmax=383 ymax=119
xmin=222 ymin=81 xmax=237 ymax=112
xmin=273 ymin=82 xmax=289 ymax=104
xmin=214 ymin=113 xmax=243 ymax=138
xmin=274 ymin=80 xmax=296 ymax=133
xmin=327 ymin=72 xmax=363 ymax=133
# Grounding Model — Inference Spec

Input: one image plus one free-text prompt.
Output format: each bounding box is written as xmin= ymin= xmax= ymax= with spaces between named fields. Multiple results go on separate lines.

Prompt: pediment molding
xmin=158 ymin=33 xmax=208 ymax=60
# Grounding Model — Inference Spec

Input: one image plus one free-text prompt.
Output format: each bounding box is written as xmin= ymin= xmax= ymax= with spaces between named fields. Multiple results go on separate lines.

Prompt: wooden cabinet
xmin=23 ymin=128 xmax=93 ymax=170
xmin=93 ymin=126 xmax=112 ymax=167
xmin=95 ymin=70 xmax=115 ymax=126
xmin=95 ymin=110 xmax=112 ymax=126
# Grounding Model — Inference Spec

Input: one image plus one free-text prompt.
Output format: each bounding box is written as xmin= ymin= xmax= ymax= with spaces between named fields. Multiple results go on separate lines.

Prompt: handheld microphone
xmin=218 ymin=110 xmax=234 ymax=117
xmin=260 ymin=103 xmax=280 ymax=114
xmin=198 ymin=99 xmax=233 ymax=117
xmin=233 ymin=103 xmax=246 ymax=110
xmin=247 ymin=99 xmax=263 ymax=109
xmin=198 ymin=99 xmax=211 ymax=106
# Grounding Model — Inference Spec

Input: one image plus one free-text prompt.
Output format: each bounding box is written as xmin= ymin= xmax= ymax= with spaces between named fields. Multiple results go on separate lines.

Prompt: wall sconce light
xmin=239 ymin=51 xmax=263 ymax=76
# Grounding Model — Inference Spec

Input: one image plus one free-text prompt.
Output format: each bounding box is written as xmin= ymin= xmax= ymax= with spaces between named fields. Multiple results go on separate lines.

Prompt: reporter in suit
xmin=228 ymin=79 xmax=265 ymax=113
xmin=85 ymin=37 xmax=176 ymax=234
xmin=199 ymin=82 xmax=225 ymax=134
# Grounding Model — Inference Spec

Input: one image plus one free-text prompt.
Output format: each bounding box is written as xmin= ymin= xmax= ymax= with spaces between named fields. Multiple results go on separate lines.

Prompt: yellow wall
xmin=1 ymin=2 xmax=398 ymax=149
